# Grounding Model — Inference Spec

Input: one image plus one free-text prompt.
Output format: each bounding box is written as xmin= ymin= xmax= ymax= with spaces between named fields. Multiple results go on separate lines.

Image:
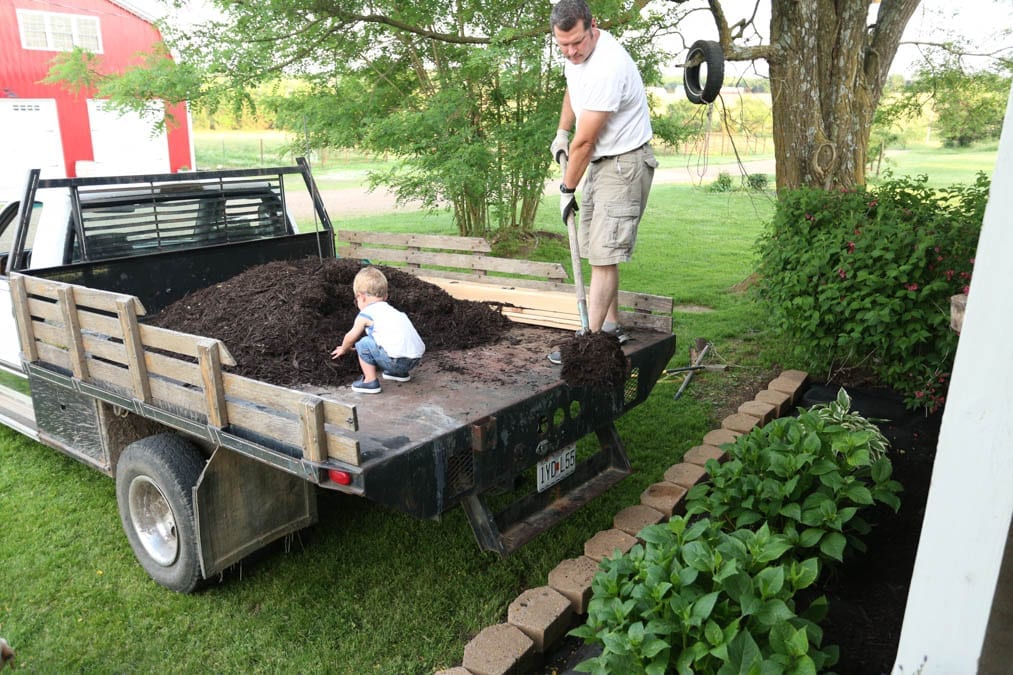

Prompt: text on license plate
xmin=536 ymin=443 xmax=577 ymax=492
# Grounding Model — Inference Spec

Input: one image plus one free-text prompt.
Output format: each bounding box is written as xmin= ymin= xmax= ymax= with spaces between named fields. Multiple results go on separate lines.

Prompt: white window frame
xmin=16 ymin=9 xmax=104 ymax=53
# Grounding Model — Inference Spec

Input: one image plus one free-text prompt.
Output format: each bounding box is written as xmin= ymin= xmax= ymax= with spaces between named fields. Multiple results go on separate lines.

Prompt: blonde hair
xmin=353 ymin=266 xmax=388 ymax=298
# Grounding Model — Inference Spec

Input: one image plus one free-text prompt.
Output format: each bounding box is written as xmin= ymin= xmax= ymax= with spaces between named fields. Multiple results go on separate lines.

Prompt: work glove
xmin=560 ymin=183 xmax=578 ymax=225
xmin=550 ymin=129 xmax=570 ymax=164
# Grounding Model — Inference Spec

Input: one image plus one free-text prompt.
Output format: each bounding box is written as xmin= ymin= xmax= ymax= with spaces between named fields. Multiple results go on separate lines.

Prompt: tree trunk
xmin=767 ymin=0 xmax=921 ymax=190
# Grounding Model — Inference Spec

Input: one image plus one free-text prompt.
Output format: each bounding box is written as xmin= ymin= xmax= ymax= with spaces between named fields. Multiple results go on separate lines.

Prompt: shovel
xmin=559 ymin=154 xmax=590 ymax=333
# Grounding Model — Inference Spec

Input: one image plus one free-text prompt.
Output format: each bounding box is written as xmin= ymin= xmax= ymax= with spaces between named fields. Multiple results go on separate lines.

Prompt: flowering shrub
xmin=755 ymin=173 xmax=988 ymax=411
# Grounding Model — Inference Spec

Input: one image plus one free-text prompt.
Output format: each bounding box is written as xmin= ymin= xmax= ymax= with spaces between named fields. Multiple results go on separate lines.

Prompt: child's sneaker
xmin=352 ymin=377 xmax=382 ymax=394
xmin=382 ymin=371 xmax=411 ymax=382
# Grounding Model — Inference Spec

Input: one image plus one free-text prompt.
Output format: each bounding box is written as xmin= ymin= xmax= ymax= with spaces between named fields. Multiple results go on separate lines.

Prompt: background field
xmin=0 ymin=135 xmax=998 ymax=673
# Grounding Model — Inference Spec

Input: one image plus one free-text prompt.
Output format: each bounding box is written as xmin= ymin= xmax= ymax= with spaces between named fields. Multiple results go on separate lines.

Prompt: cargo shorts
xmin=578 ymin=143 xmax=658 ymax=266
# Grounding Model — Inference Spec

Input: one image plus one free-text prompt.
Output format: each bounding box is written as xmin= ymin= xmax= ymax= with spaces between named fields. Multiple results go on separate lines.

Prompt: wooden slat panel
xmin=77 ymin=310 xmax=121 ymax=338
xmin=339 ymin=230 xmax=491 ymax=252
xmin=25 ymin=296 xmax=61 ymax=322
xmin=144 ymin=349 xmax=202 ymax=387
xmin=322 ymin=398 xmax=357 ymax=432
xmin=139 ymin=324 xmax=237 ymax=366
xmin=221 ymin=372 xmax=307 ymax=412
xmin=150 ymin=377 xmax=206 ymax=413
xmin=226 ymin=400 xmax=300 ymax=443
xmin=11 ymin=276 xmax=39 ymax=361
xmin=85 ymin=357 xmax=132 ymax=390
xmin=80 ymin=332 xmax=127 ymax=365
xmin=325 ymin=433 xmax=361 ymax=466
xmin=21 ymin=275 xmax=147 ymax=316
xmin=32 ymin=321 xmax=70 ymax=349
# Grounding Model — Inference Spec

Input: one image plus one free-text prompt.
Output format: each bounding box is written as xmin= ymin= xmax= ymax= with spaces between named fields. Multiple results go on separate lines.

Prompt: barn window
xmin=16 ymin=10 xmax=103 ymax=53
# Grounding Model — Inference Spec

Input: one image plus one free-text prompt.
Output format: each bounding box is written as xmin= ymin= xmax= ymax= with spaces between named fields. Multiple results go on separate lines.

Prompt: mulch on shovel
xmin=559 ymin=332 xmax=629 ymax=390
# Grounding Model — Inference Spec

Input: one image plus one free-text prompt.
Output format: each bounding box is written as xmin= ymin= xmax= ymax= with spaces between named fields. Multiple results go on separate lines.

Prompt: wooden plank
xmin=198 ymin=340 xmax=228 ymax=428
xmin=341 ymin=246 xmax=567 ymax=280
xmin=34 ymin=341 xmax=70 ymax=371
xmin=422 ymin=278 xmax=578 ymax=313
xmin=117 ymin=297 xmax=151 ymax=403
xmin=25 ymin=296 xmax=61 ymax=322
xmin=139 ymin=324 xmax=237 ymax=366
xmin=225 ymin=400 xmax=300 ymax=444
xmin=221 ymin=372 xmax=308 ymax=413
xmin=150 ymin=377 xmax=206 ymax=413
xmin=325 ymin=432 xmax=361 ymax=466
xmin=85 ymin=356 xmax=132 ymax=391
xmin=77 ymin=310 xmax=121 ymax=339
xmin=21 ymin=275 xmax=147 ymax=316
xmin=322 ymin=398 xmax=357 ymax=432
xmin=32 ymin=321 xmax=70 ymax=349
xmin=10 ymin=277 xmax=39 ymax=362
xmin=57 ymin=286 xmax=89 ymax=380
xmin=299 ymin=397 xmax=326 ymax=463
xmin=144 ymin=349 xmax=202 ymax=386
xmin=338 ymin=230 xmax=491 ymax=252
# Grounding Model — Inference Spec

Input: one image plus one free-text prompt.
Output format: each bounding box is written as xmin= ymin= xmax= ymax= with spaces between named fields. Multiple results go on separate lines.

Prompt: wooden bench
xmin=337 ymin=230 xmax=673 ymax=333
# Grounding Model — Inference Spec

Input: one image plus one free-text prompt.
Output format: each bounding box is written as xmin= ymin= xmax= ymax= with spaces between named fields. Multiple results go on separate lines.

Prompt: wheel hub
xmin=127 ymin=476 xmax=179 ymax=567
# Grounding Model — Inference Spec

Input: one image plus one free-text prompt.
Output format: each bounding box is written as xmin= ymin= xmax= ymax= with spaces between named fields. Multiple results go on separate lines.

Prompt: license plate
xmin=536 ymin=443 xmax=577 ymax=492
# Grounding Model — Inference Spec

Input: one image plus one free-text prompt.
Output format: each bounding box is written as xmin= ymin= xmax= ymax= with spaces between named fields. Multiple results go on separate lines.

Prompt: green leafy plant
xmin=755 ymin=173 xmax=987 ymax=410
xmin=571 ymin=517 xmax=837 ymax=674
xmin=709 ymin=172 xmax=734 ymax=192
xmin=747 ymin=173 xmax=770 ymax=191
xmin=686 ymin=389 xmax=902 ymax=566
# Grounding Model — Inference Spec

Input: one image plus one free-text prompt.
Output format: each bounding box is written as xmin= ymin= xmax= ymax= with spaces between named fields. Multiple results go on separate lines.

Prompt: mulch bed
xmin=148 ymin=257 xmax=516 ymax=387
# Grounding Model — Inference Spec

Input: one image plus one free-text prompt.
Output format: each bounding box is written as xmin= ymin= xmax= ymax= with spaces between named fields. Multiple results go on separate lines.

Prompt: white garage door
xmin=84 ymin=99 xmax=170 ymax=176
xmin=0 ymin=99 xmax=66 ymax=204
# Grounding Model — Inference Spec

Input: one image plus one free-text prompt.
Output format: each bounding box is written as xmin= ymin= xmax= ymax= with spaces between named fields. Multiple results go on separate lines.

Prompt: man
xmin=548 ymin=0 xmax=657 ymax=364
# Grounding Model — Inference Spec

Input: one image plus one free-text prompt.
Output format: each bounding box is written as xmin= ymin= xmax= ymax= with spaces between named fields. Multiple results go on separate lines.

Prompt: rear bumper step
xmin=461 ymin=423 xmax=631 ymax=556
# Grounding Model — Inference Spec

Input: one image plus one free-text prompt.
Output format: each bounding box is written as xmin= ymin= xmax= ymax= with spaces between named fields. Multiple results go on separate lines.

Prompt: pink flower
xmin=905 ymin=283 xmax=919 ymax=291
xmin=847 ymin=242 xmax=856 ymax=253
xmin=963 ymin=285 xmax=970 ymax=294
xmin=934 ymin=246 xmax=941 ymax=253
xmin=853 ymin=228 xmax=862 ymax=236
xmin=805 ymin=213 xmax=814 ymax=221
xmin=945 ymin=269 xmax=955 ymax=280
xmin=970 ymin=257 xmax=975 ymax=264
xmin=868 ymin=200 xmax=878 ymax=208
xmin=915 ymin=391 xmax=924 ymax=399
xmin=838 ymin=268 xmax=847 ymax=279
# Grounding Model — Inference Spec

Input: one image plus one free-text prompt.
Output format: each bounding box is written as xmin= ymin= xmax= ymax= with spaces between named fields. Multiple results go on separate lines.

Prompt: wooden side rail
xmin=11 ymin=273 xmax=360 ymax=466
xmin=336 ymin=230 xmax=673 ymax=334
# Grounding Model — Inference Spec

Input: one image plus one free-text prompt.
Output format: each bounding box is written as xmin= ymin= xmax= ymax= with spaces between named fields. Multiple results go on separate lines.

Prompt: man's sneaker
xmin=547 ymin=350 xmax=562 ymax=365
xmin=352 ymin=377 xmax=382 ymax=394
xmin=382 ymin=371 xmax=411 ymax=382
xmin=603 ymin=324 xmax=632 ymax=345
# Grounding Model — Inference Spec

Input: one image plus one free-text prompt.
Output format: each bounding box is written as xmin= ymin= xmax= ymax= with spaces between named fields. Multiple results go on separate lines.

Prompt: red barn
xmin=0 ymin=0 xmax=194 ymax=197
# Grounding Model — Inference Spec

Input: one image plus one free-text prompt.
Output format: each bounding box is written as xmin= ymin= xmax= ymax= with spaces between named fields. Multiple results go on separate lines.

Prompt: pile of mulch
xmin=148 ymin=257 xmax=513 ymax=387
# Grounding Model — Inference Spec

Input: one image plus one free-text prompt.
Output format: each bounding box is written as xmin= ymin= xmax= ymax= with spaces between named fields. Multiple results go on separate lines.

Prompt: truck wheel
xmin=684 ymin=40 xmax=724 ymax=104
xmin=115 ymin=433 xmax=205 ymax=593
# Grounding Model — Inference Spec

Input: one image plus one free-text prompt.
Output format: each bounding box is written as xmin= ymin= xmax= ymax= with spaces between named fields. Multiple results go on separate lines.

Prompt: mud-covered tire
xmin=684 ymin=40 xmax=724 ymax=104
xmin=115 ymin=433 xmax=205 ymax=593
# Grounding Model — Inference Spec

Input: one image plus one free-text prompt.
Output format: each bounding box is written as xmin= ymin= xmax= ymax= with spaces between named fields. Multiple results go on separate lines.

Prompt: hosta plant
xmin=571 ymin=516 xmax=837 ymax=675
xmin=686 ymin=389 xmax=902 ymax=566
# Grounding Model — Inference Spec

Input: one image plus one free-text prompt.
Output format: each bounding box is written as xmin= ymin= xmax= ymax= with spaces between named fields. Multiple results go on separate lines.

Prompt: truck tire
xmin=115 ymin=433 xmax=206 ymax=593
xmin=684 ymin=40 xmax=724 ymax=104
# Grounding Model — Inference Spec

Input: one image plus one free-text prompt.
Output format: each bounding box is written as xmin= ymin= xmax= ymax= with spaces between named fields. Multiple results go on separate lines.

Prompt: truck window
xmin=0 ymin=201 xmax=43 ymax=275
xmin=68 ymin=179 xmax=291 ymax=263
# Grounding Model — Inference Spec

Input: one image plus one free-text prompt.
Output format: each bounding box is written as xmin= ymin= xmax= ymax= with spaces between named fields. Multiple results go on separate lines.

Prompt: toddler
xmin=330 ymin=266 xmax=425 ymax=394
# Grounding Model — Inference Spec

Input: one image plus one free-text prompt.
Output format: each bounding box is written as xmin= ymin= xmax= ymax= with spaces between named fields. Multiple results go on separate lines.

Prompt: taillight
xmin=328 ymin=469 xmax=353 ymax=485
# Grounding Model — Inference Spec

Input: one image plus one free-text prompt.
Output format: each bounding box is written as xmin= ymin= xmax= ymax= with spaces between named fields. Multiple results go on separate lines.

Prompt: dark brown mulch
xmin=559 ymin=332 xmax=628 ymax=390
xmin=148 ymin=257 xmax=518 ymax=387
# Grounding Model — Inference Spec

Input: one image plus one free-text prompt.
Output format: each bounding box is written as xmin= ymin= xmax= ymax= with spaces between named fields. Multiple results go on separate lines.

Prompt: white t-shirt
xmin=564 ymin=29 xmax=652 ymax=159
xmin=360 ymin=301 xmax=426 ymax=359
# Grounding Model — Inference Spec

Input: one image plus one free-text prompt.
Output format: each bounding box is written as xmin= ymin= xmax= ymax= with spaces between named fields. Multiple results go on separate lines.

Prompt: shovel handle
xmin=560 ymin=155 xmax=590 ymax=331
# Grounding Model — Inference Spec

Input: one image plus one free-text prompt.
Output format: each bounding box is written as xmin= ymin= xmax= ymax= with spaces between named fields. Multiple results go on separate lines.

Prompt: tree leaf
xmin=819 ymin=532 xmax=847 ymax=562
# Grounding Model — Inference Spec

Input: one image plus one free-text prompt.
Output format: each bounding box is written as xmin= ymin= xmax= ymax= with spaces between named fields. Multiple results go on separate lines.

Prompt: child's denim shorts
xmin=355 ymin=336 xmax=420 ymax=376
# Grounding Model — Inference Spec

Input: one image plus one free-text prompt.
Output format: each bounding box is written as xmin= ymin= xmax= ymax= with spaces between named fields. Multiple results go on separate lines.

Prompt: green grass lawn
xmin=0 ymin=140 xmax=996 ymax=672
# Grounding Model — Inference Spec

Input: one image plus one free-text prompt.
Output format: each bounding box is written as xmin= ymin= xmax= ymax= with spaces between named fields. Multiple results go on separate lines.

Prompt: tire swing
xmin=683 ymin=40 xmax=724 ymax=104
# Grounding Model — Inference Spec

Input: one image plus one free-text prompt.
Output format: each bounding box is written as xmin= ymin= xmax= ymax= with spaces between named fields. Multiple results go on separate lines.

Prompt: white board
xmin=0 ymin=99 xmax=66 ymax=204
